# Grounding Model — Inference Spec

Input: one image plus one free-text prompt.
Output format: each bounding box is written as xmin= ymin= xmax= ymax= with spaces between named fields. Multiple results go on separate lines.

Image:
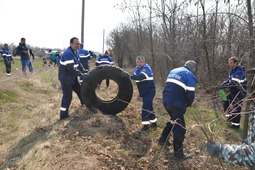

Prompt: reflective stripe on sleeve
xmin=60 ymin=60 xmax=74 ymax=66
xmin=135 ymin=72 xmax=153 ymax=82
xmin=2 ymin=54 xmax=12 ymax=57
xmin=96 ymin=61 xmax=111 ymax=64
xmin=231 ymin=77 xmax=247 ymax=83
xmin=166 ymin=79 xmax=195 ymax=91
xmin=79 ymin=54 xmax=90 ymax=58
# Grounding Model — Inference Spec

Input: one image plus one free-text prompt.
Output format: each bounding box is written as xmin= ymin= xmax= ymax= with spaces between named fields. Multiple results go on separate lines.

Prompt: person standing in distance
xmin=78 ymin=43 xmax=92 ymax=83
xmin=0 ymin=43 xmax=14 ymax=76
xmin=158 ymin=60 xmax=197 ymax=159
xmin=78 ymin=43 xmax=91 ymax=71
xmin=15 ymin=38 xmax=34 ymax=74
xmin=95 ymin=50 xmax=114 ymax=88
xmin=58 ymin=37 xmax=86 ymax=120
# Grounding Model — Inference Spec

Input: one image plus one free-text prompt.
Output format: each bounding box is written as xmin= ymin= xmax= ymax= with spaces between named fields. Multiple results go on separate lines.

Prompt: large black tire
xmin=81 ymin=65 xmax=133 ymax=115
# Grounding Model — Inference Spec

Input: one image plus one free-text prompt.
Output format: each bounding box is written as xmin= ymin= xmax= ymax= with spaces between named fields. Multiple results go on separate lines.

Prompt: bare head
xmin=228 ymin=56 xmax=238 ymax=70
xmin=70 ymin=37 xmax=80 ymax=51
xmin=105 ymin=50 xmax=109 ymax=55
xmin=4 ymin=43 xmax=8 ymax=49
xmin=136 ymin=56 xmax=145 ymax=68
xmin=21 ymin=37 xmax=26 ymax=44
xmin=184 ymin=60 xmax=197 ymax=73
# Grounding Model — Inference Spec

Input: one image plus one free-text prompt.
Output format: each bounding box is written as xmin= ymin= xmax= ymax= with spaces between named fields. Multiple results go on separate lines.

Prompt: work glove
xmin=81 ymin=69 xmax=88 ymax=74
xmin=120 ymin=71 xmax=131 ymax=78
xmin=205 ymin=141 xmax=222 ymax=157
xmin=216 ymin=84 xmax=225 ymax=90
xmin=81 ymin=73 xmax=91 ymax=79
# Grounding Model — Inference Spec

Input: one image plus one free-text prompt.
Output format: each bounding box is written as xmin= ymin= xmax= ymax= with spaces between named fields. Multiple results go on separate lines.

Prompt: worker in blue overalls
xmin=58 ymin=37 xmax=86 ymax=120
xmin=78 ymin=43 xmax=91 ymax=83
xmin=78 ymin=43 xmax=91 ymax=71
xmin=130 ymin=56 xmax=157 ymax=131
xmin=217 ymin=56 xmax=247 ymax=128
xmin=96 ymin=50 xmax=113 ymax=88
xmin=1 ymin=43 xmax=14 ymax=76
xmin=158 ymin=60 xmax=197 ymax=159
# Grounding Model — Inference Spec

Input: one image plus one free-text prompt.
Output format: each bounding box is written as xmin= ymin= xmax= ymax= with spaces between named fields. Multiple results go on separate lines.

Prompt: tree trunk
xmin=243 ymin=0 xmax=255 ymax=140
xmin=200 ymin=0 xmax=212 ymax=83
xmin=148 ymin=0 xmax=155 ymax=79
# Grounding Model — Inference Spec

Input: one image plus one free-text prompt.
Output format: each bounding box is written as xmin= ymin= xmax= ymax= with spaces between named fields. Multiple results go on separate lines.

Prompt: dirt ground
xmin=0 ymin=60 xmax=248 ymax=170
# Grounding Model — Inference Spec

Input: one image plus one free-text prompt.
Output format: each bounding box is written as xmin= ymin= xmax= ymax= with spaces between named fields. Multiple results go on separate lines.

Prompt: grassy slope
xmin=0 ymin=58 xmax=248 ymax=169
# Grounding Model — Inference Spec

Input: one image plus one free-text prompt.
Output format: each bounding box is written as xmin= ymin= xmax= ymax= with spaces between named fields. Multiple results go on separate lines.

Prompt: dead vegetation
xmin=0 ymin=59 xmax=249 ymax=170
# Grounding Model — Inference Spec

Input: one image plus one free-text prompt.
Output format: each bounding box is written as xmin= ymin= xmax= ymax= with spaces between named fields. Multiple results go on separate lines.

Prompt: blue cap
xmin=80 ymin=43 xmax=84 ymax=46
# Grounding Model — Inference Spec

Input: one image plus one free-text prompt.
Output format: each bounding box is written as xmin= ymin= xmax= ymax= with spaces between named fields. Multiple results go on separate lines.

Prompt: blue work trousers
xmin=141 ymin=91 xmax=157 ymax=124
xmin=21 ymin=59 xmax=33 ymax=73
xmin=60 ymin=77 xmax=82 ymax=118
xmin=164 ymin=104 xmax=186 ymax=150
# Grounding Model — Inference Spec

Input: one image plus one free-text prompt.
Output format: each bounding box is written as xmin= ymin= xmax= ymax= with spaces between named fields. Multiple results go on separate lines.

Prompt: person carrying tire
xmin=58 ymin=37 xmax=87 ymax=120
xmin=95 ymin=50 xmax=113 ymax=88
xmin=158 ymin=60 xmax=197 ymax=160
xmin=122 ymin=55 xmax=157 ymax=131
xmin=0 ymin=43 xmax=14 ymax=76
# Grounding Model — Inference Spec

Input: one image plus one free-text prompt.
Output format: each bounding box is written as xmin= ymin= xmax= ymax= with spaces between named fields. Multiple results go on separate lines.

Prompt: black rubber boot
xmin=151 ymin=122 xmax=157 ymax=130
xmin=158 ymin=126 xmax=172 ymax=147
xmin=60 ymin=111 xmax=70 ymax=120
xmin=141 ymin=125 xmax=149 ymax=131
xmin=174 ymin=144 xmax=192 ymax=159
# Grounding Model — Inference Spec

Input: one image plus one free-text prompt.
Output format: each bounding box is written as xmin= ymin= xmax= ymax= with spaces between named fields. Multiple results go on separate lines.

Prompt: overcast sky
xmin=0 ymin=0 xmax=127 ymax=53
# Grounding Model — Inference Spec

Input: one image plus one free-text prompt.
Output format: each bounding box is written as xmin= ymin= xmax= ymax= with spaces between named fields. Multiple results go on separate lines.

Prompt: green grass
xmin=0 ymin=58 xmax=44 ymax=73
xmin=19 ymin=80 xmax=34 ymax=91
xmin=4 ymin=119 xmax=20 ymax=134
xmin=0 ymin=90 xmax=18 ymax=104
xmin=18 ymin=80 xmax=47 ymax=93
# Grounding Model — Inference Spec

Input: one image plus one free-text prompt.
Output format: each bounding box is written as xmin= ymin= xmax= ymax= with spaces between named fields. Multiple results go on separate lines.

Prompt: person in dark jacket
xmin=158 ymin=60 xmax=197 ymax=160
xmin=15 ymin=38 xmax=34 ymax=74
xmin=217 ymin=56 xmax=247 ymax=128
xmin=58 ymin=37 xmax=86 ymax=120
xmin=130 ymin=56 xmax=157 ymax=131
xmin=95 ymin=50 xmax=113 ymax=88
xmin=0 ymin=43 xmax=14 ymax=76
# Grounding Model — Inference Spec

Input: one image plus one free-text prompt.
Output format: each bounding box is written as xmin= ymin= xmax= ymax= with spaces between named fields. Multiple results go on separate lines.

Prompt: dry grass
xmin=0 ymin=59 xmax=248 ymax=170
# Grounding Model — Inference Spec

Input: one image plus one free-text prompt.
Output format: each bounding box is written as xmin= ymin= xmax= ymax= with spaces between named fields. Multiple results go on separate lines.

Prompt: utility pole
xmin=102 ymin=29 xmax=105 ymax=53
xmin=81 ymin=0 xmax=85 ymax=43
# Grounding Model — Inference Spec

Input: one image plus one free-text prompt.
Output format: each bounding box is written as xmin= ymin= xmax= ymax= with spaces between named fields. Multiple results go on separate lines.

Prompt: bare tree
xmin=243 ymin=0 xmax=255 ymax=140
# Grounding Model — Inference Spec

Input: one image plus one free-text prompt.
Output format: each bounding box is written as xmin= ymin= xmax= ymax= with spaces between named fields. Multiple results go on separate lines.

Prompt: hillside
xmin=0 ymin=58 xmax=248 ymax=170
